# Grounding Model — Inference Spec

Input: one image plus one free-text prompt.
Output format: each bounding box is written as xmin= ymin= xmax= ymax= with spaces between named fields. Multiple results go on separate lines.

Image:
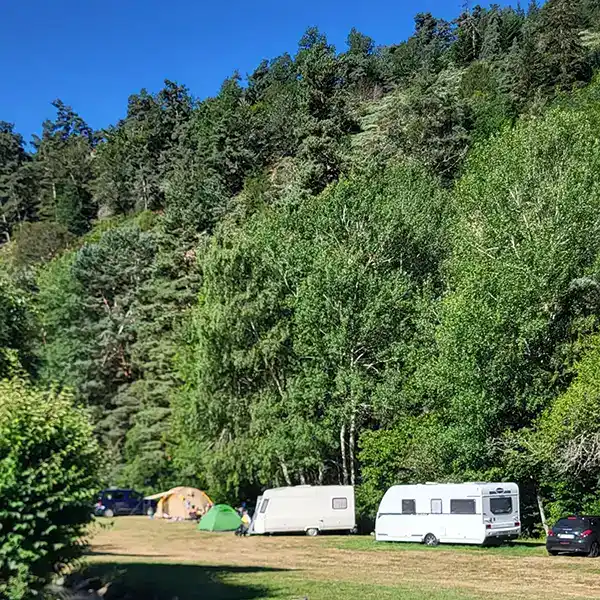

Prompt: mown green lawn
xmin=83 ymin=561 xmax=485 ymax=600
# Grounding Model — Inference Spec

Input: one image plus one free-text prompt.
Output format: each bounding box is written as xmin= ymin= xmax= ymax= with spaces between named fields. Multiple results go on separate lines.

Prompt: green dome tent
xmin=197 ymin=504 xmax=242 ymax=532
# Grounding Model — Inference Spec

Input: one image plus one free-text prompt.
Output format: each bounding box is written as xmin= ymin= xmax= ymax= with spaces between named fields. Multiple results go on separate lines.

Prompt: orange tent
xmin=145 ymin=486 xmax=212 ymax=519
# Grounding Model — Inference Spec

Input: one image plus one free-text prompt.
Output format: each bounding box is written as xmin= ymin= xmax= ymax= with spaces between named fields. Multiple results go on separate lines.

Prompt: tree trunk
xmin=349 ymin=409 xmax=356 ymax=486
xmin=143 ymin=176 xmax=149 ymax=211
xmin=318 ymin=463 xmax=325 ymax=485
xmin=1 ymin=215 xmax=9 ymax=243
xmin=299 ymin=471 xmax=306 ymax=485
xmin=279 ymin=457 xmax=292 ymax=486
xmin=52 ymin=181 xmax=57 ymax=220
xmin=340 ymin=422 xmax=348 ymax=485
xmin=536 ymin=487 xmax=548 ymax=535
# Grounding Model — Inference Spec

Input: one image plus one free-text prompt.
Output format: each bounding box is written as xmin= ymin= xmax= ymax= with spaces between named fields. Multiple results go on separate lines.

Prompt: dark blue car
xmin=95 ymin=488 xmax=155 ymax=517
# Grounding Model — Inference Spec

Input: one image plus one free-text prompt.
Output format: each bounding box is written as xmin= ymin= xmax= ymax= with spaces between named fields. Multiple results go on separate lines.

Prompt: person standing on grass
xmin=240 ymin=508 xmax=251 ymax=535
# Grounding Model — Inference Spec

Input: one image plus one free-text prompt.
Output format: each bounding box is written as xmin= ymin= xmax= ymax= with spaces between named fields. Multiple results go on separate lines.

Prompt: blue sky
xmin=1 ymin=0 xmax=516 ymax=141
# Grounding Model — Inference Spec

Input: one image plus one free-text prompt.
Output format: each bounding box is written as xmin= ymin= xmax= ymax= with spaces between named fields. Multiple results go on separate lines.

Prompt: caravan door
xmin=251 ymin=496 xmax=269 ymax=534
xmin=248 ymin=495 xmax=262 ymax=534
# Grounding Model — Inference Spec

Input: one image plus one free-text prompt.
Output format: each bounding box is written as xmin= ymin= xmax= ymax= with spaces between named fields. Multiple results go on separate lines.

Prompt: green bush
xmin=0 ymin=378 xmax=99 ymax=599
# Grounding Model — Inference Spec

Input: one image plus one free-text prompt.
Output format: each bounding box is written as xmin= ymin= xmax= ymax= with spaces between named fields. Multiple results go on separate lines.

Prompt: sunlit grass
xmin=83 ymin=517 xmax=599 ymax=600
xmin=327 ymin=534 xmax=547 ymax=556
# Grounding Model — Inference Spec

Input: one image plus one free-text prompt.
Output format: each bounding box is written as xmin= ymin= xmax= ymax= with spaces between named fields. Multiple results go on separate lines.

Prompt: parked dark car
xmin=95 ymin=488 xmax=155 ymax=518
xmin=546 ymin=515 xmax=600 ymax=557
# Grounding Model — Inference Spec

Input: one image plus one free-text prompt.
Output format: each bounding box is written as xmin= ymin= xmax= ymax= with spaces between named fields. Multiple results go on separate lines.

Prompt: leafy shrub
xmin=0 ymin=278 xmax=36 ymax=379
xmin=0 ymin=378 xmax=99 ymax=599
xmin=12 ymin=222 xmax=75 ymax=267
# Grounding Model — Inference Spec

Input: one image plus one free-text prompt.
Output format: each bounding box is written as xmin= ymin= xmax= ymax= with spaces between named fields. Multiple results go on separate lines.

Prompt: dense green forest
xmin=2 ymin=0 xmax=600 ymax=532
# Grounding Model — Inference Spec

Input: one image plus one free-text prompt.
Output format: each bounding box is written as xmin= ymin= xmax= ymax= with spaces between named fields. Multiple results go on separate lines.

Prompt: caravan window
xmin=401 ymin=499 xmax=416 ymax=514
xmin=260 ymin=499 xmax=269 ymax=513
xmin=490 ymin=497 xmax=513 ymax=515
xmin=332 ymin=497 xmax=348 ymax=510
xmin=450 ymin=499 xmax=476 ymax=514
xmin=431 ymin=499 xmax=442 ymax=514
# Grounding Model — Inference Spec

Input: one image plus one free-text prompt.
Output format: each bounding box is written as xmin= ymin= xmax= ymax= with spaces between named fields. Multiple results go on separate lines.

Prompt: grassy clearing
xmin=85 ymin=517 xmax=600 ymax=600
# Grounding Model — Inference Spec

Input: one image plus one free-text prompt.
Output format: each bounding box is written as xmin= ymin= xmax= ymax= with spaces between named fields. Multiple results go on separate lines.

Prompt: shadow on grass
xmin=79 ymin=562 xmax=289 ymax=600
xmin=87 ymin=551 xmax=170 ymax=558
xmin=507 ymin=540 xmax=546 ymax=548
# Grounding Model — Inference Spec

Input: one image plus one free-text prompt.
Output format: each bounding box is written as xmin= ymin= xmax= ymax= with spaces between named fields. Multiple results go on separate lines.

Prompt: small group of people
xmin=187 ymin=498 xmax=213 ymax=522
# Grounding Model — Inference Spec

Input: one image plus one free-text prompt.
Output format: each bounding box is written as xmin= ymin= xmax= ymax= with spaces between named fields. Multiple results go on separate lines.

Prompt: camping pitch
xmin=198 ymin=504 xmax=241 ymax=532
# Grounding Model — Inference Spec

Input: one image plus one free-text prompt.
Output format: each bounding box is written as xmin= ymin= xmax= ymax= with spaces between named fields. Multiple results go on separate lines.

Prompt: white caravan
xmin=375 ymin=482 xmax=520 ymax=546
xmin=249 ymin=485 xmax=355 ymax=536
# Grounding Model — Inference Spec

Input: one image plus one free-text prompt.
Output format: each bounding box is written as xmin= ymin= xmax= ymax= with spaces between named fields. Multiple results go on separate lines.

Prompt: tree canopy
xmin=2 ymin=3 xmax=600 ymax=533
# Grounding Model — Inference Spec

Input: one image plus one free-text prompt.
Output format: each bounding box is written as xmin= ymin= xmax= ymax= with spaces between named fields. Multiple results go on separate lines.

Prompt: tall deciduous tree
xmin=424 ymin=99 xmax=600 ymax=478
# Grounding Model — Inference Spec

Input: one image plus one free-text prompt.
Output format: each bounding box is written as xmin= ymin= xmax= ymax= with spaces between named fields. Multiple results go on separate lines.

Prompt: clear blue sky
xmin=1 ymin=0 xmax=516 ymax=141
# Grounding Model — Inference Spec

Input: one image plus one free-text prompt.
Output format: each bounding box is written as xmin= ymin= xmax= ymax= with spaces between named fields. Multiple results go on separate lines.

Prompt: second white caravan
xmin=375 ymin=482 xmax=520 ymax=546
xmin=249 ymin=485 xmax=355 ymax=536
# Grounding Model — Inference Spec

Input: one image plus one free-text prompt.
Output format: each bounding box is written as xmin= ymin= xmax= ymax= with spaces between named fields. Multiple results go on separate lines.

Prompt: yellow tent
xmin=144 ymin=486 xmax=212 ymax=520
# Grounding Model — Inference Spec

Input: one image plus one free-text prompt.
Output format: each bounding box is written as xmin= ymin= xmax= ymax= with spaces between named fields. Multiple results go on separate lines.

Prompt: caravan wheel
xmin=423 ymin=533 xmax=439 ymax=547
xmin=306 ymin=528 xmax=319 ymax=537
xmin=103 ymin=509 xmax=114 ymax=519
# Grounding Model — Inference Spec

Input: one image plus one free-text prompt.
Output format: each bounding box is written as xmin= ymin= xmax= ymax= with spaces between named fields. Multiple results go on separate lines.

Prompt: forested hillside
xmin=2 ymin=0 xmax=600 ymax=531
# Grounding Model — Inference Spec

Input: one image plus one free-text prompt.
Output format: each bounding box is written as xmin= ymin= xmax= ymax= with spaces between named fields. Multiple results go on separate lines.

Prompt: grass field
xmin=86 ymin=517 xmax=600 ymax=599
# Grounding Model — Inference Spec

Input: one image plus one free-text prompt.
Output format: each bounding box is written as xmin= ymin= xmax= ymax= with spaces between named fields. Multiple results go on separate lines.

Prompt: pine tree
xmin=527 ymin=0 xmax=540 ymax=19
xmin=414 ymin=12 xmax=453 ymax=75
xmin=0 ymin=122 xmax=38 ymax=242
xmin=538 ymin=0 xmax=591 ymax=90
xmin=93 ymin=81 xmax=194 ymax=218
xmin=480 ymin=7 xmax=503 ymax=60
xmin=122 ymin=225 xmax=201 ymax=490
xmin=452 ymin=7 xmax=484 ymax=67
xmin=342 ymin=29 xmax=382 ymax=99
xmin=498 ymin=6 xmax=526 ymax=54
xmin=581 ymin=0 xmax=600 ymax=29
xmin=37 ymin=226 xmax=158 ymax=480
xmin=295 ymin=28 xmax=355 ymax=193
xmin=33 ymin=101 xmax=96 ymax=235
xmin=504 ymin=20 xmax=545 ymax=108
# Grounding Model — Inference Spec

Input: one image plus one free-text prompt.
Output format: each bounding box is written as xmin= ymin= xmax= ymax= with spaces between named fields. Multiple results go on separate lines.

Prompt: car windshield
xmin=490 ymin=497 xmax=513 ymax=515
xmin=554 ymin=517 xmax=589 ymax=530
